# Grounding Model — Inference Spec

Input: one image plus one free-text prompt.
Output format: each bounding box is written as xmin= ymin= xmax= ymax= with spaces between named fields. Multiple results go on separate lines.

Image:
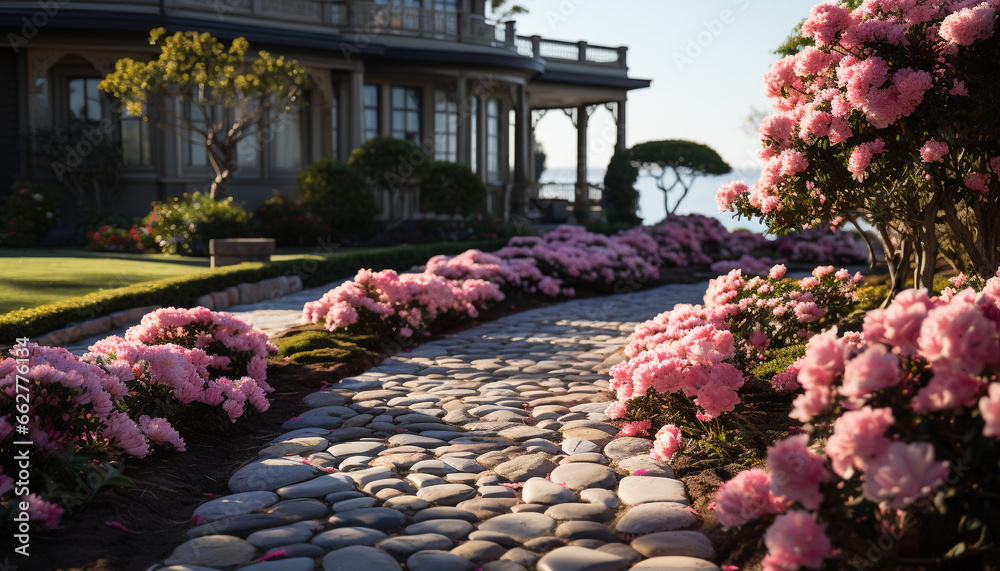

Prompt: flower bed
xmin=606 ymin=263 xmax=1000 ymax=568
xmin=0 ymin=307 xmax=275 ymax=531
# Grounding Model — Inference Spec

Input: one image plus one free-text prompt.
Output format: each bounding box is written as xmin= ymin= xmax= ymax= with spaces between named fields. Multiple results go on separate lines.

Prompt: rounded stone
xmin=628 ymin=556 xmax=721 ymax=571
xmin=544 ymin=503 xmax=613 ymax=522
xmin=561 ymin=438 xmax=600 ymax=455
xmin=229 ymin=457 xmax=322 ymax=493
xmin=417 ymin=483 xmax=478 ymax=506
xmin=595 ymin=543 xmax=642 ymax=564
xmin=312 ymin=526 xmax=387 ymax=548
xmin=555 ymin=521 xmax=620 ymax=543
xmin=383 ymin=495 xmax=431 ymax=513
xmin=630 ymin=531 xmax=717 ymax=560
xmin=477 ymin=513 xmax=557 ymax=542
xmin=467 ymin=530 xmax=520 ymax=547
xmin=536 ymin=546 xmax=629 ymax=571
xmin=615 ymin=456 xmax=674 ymax=478
xmin=333 ymin=497 xmax=378 ymax=512
xmin=412 ymin=507 xmax=479 ymax=523
xmin=259 ymin=437 xmax=330 ymax=458
xmin=614 ymin=503 xmax=698 ymax=535
xmin=602 ymin=438 xmax=652 ymax=462
xmin=407 ymin=550 xmax=475 ymax=571
xmin=322 ymin=545 xmax=402 ymax=571
xmin=246 ymin=521 xmax=319 ymax=548
xmin=501 ymin=547 xmax=540 ymax=567
xmin=405 ymin=518 xmax=475 ymax=540
xmin=450 ymin=540 xmax=506 ymax=564
xmin=522 ymin=478 xmax=577 ymax=505
xmin=277 ymin=473 xmax=356 ymax=499
xmin=493 ymin=453 xmax=558 ymax=482
xmin=164 ymin=535 xmax=257 ymax=567
xmin=327 ymin=507 xmax=407 ymax=531
xmin=377 ymin=533 xmax=454 ymax=556
xmin=241 ymin=557 xmax=317 ymax=571
xmin=193 ymin=491 xmax=279 ymax=521
xmin=580 ymin=488 xmax=619 ymax=509
xmin=549 ymin=463 xmax=617 ymax=491
xmin=617 ymin=476 xmax=689 ymax=505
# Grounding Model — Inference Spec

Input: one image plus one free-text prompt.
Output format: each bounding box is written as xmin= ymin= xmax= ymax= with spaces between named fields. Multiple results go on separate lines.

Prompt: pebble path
xmin=156 ymin=282 xmax=720 ymax=571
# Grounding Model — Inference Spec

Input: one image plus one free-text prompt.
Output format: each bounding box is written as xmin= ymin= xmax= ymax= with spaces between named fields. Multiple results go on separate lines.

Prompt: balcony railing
xmin=517 ymin=35 xmax=627 ymax=68
xmin=2 ymin=0 xmax=627 ymax=66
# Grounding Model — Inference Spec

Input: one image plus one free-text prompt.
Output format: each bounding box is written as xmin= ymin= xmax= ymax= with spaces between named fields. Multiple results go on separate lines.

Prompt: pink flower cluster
xmin=304 ymin=268 xmax=505 ymax=335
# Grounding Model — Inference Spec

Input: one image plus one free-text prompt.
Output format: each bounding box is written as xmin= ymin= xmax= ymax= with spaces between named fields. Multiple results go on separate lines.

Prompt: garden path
xmin=156 ymin=281 xmax=722 ymax=571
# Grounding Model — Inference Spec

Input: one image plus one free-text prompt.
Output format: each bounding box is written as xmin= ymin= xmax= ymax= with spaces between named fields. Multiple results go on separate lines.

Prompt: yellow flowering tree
xmin=100 ymin=28 xmax=311 ymax=199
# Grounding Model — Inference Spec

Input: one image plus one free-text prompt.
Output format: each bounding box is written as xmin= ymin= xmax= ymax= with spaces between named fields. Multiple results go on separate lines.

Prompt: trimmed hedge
xmin=0 ymin=239 xmax=506 ymax=346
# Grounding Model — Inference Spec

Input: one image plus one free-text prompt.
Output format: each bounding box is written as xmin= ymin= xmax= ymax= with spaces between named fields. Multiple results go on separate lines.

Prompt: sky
xmin=510 ymin=0 xmax=817 ymax=226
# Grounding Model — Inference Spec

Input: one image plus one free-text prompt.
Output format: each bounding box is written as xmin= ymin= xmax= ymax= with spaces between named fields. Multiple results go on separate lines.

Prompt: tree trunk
xmin=207 ymin=142 xmax=236 ymax=200
xmin=917 ymin=194 xmax=940 ymax=291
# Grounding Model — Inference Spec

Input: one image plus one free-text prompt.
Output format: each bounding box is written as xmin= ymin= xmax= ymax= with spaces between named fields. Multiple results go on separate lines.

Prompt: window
xmin=469 ymin=96 xmax=478 ymax=174
xmin=363 ymin=84 xmax=381 ymax=142
xmin=434 ymin=90 xmax=457 ymax=162
xmin=67 ymin=78 xmax=103 ymax=122
xmin=183 ymin=101 xmax=214 ymax=167
xmin=120 ymin=106 xmax=151 ymax=166
xmin=486 ymin=98 xmax=501 ymax=181
xmin=271 ymin=107 xmax=301 ymax=170
xmin=330 ymin=87 xmax=339 ymax=158
xmin=391 ymin=86 xmax=421 ymax=144
xmin=433 ymin=0 xmax=457 ymax=10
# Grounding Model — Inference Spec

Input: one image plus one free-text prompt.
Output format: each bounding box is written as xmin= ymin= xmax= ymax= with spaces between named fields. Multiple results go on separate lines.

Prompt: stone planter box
xmin=210 ymin=238 xmax=276 ymax=268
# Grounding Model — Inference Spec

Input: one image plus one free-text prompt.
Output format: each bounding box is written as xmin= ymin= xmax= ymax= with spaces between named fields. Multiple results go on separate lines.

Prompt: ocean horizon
xmin=539 ymin=167 xmax=767 ymax=233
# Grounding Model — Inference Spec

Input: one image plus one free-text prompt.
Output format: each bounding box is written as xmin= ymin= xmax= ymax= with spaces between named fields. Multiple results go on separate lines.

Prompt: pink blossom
xmin=801 ymin=3 xmax=853 ymax=45
xmin=919 ymin=139 xmax=949 ymax=162
xmin=767 ymin=434 xmax=830 ymax=510
xmin=713 ymin=468 xmax=789 ymax=530
xmin=862 ymin=441 xmax=949 ymax=509
xmin=139 ymin=415 xmax=186 ymax=451
xmin=940 ymin=2 xmax=997 ymax=45
xmin=769 ymin=264 xmax=787 ymax=279
xmin=716 ymin=181 xmax=749 ymax=213
xmin=762 ymin=510 xmax=831 ymax=571
xmin=964 ymin=173 xmax=988 ymax=193
xmin=917 ymin=292 xmax=999 ymax=374
xmin=840 ymin=345 xmax=902 ymax=398
xmin=825 ymin=406 xmax=895 ymax=478
xmin=799 ymin=277 xmax=820 ymax=289
xmin=24 ymin=494 xmax=66 ymax=531
xmin=618 ymin=419 xmax=651 ymax=438
xmin=914 ymin=371 xmax=983 ymax=412
xmin=649 ymin=424 xmax=683 ymax=463
xmin=848 ymin=140 xmax=886 ymax=181
xmin=979 ymin=382 xmax=1000 ymax=437
xmin=863 ymin=288 xmax=938 ymax=355
xmin=797 ymin=330 xmax=845 ymax=390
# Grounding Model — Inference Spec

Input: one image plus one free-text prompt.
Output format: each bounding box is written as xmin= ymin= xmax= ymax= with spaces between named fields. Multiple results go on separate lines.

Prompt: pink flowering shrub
xmin=304 ymin=268 xmax=505 ymax=336
xmin=722 ymin=0 xmax=1000 ymax=292
xmin=605 ymin=264 xmax=862 ymax=466
xmin=712 ymin=271 xmax=1000 ymax=567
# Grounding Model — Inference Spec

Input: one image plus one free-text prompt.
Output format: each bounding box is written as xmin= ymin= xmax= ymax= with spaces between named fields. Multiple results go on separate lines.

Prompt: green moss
xmin=753 ymin=344 xmax=807 ymax=381
xmin=288 ymin=347 xmax=372 ymax=365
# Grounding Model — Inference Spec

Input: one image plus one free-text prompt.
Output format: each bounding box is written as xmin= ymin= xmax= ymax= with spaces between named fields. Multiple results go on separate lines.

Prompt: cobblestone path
xmin=158 ymin=282 xmax=721 ymax=571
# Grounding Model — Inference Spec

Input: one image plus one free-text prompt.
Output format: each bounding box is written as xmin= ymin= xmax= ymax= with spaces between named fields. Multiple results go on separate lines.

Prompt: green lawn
xmin=0 ymin=249 xmax=212 ymax=314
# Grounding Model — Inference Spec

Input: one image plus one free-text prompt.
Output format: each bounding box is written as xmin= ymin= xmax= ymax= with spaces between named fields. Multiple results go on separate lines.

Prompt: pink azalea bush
xmin=721 ymin=0 xmax=1000 ymax=291
xmin=711 ymin=271 xmax=1000 ymax=567
xmin=1 ymin=307 xmax=276 ymax=531
xmin=605 ymin=264 xmax=862 ymax=465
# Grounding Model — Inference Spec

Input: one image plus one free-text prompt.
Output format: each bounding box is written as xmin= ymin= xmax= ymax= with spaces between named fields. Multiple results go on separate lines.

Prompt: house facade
xmin=0 ymin=0 xmax=650 ymax=221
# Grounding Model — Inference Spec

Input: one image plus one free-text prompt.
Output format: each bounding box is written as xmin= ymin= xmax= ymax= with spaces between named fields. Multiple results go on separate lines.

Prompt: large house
xmin=0 ymin=0 xmax=650 ymax=221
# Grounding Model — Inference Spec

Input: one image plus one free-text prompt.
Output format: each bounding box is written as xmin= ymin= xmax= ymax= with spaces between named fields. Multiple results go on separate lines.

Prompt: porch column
xmin=457 ymin=78 xmax=469 ymax=167
xmin=348 ymin=66 xmax=364 ymax=152
xmin=576 ymin=104 xmax=588 ymax=205
xmin=512 ymin=83 xmax=530 ymax=219
xmin=616 ymin=98 xmax=627 ymax=154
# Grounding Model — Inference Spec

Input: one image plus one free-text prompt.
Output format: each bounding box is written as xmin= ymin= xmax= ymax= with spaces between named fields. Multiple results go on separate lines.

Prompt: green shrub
xmin=0 ymin=238 xmax=508 ymax=345
xmin=752 ymin=344 xmax=807 ymax=382
xmin=255 ymin=192 xmax=332 ymax=247
xmin=348 ymin=136 xmax=430 ymax=188
xmin=0 ymin=181 xmax=62 ymax=247
xmin=297 ymin=158 xmax=377 ymax=240
xmin=135 ymin=192 xmax=252 ymax=256
xmin=419 ymin=162 xmax=486 ymax=216
xmin=602 ymin=149 xmax=640 ymax=225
